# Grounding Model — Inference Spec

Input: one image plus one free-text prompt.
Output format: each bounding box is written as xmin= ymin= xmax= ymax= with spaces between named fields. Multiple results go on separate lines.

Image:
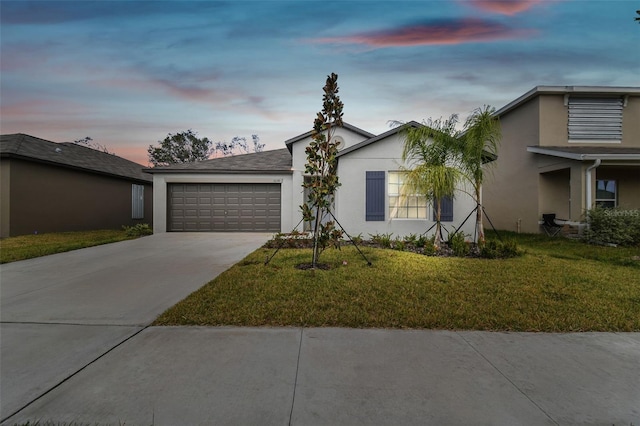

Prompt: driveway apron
xmin=0 ymin=233 xmax=269 ymax=421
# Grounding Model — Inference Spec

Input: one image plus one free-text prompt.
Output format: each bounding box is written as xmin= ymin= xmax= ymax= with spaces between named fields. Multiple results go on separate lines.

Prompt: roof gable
xmin=284 ymin=122 xmax=376 ymax=153
xmin=336 ymin=121 xmax=421 ymax=157
xmin=0 ymin=133 xmax=151 ymax=183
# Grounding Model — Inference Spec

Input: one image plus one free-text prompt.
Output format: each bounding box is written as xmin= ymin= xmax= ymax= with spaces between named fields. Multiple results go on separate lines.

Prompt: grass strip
xmin=0 ymin=230 xmax=140 ymax=263
xmin=154 ymin=235 xmax=640 ymax=332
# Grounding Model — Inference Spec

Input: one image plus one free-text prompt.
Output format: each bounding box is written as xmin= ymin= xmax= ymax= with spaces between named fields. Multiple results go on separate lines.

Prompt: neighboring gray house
xmin=145 ymin=122 xmax=478 ymax=238
xmin=0 ymin=134 xmax=153 ymax=237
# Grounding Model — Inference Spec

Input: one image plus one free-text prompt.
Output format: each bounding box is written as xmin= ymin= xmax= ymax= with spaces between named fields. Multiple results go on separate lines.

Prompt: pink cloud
xmin=311 ymin=19 xmax=535 ymax=47
xmin=467 ymin=0 xmax=546 ymax=16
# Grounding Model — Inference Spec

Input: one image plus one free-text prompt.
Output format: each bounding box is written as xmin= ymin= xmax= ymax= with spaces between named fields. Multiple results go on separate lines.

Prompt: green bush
xmin=393 ymin=237 xmax=406 ymax=251
xmin=415 ymin=235 xmax=428 ymax=248
xmin=583 ymin=207 xmax=640 ymax=246
xmin=479 ymin=239 xmax=522 ymax=259
xmin=370 ymin=232 xmax=393 ymax=248
xmin=422 ymin=235 xmax=438 ymax=255
xmin=122 ymin=223 xmax=153 ymax=237
xmin=448 ymin=232 xmax=469 ymax=257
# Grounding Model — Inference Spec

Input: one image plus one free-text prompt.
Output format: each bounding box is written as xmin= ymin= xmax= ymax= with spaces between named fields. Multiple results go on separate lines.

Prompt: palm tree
xmin=458 ymin=106 xmax=501 ymax=244
xmin=400 ymin=116 xmax=462 ymax=248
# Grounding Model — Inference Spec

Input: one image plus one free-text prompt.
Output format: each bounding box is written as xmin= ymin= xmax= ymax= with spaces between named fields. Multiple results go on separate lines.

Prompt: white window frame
xmin=388 ymin=171 xmax=427 ymax=219
xmin=595 ymin=179 xmax=617 ymax=208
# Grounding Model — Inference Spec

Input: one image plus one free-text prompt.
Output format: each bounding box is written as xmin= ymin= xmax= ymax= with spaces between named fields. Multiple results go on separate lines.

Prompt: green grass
xmin=0 ymin=229 xmax=143 ymax=264
xmin=154 ymin=233 xmax=640 ymax=332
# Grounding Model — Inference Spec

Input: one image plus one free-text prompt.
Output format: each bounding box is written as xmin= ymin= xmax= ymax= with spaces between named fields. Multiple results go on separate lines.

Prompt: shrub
xmin=415 ymin=235 xmax=428 ymax=248
xmin=479 ymin=239 xmax=523 ymax=259
xmin=422 ymin=235 xmax=438 ymax=256
xmin=350 ymin=233 xmax=364 ymax=245
xmin=370 ymin=232 xmax=393 ymax=248
xmin=448 ymin=232 xmax=469 ymax=257
xmin=583 ymin=207 xmax=640 ymax=246
xmin=403 ymin=233 xmax=418 ymax=245
xmin=393 ymin=237 xmax=406 ymax=251
xmin=122 ymin=223 xmax=153 ymax=237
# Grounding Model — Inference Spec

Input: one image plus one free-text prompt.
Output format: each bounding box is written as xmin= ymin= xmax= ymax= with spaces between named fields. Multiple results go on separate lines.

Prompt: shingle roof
xmin=1 ymin=133 xmax=152 ymax=183
xmin=527 ymin=146 xmax=640 ymax=161
xmin=143 ymin=148 xmax=292 ymax=174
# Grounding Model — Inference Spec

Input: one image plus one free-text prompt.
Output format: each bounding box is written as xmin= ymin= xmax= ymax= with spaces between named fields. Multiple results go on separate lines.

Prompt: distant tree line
xmin=147 ymin=130 xmax=265 ymax=167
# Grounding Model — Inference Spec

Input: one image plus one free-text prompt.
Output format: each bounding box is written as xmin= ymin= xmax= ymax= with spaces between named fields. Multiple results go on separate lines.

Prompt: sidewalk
xmin=3 ymin=327 xmax=639 ymax=425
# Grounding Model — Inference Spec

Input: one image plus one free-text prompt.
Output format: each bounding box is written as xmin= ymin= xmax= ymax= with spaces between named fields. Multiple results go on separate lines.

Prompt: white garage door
xmin=168 ymin=183 xmax=281 ymax=232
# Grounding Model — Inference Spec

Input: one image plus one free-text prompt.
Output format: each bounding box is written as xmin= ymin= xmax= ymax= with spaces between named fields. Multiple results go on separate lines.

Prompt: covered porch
xmin=529 ymin=146 xmax=640 ymax=235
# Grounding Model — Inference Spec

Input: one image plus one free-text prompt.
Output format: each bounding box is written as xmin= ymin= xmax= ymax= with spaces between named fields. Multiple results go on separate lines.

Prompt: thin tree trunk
xmin=476 ymin=186 xmax=485 ymax=244
xmin=434 ymin=198 xmax=442 ymax=249
xmin=312 ymin=205 xmax=321 ymax=266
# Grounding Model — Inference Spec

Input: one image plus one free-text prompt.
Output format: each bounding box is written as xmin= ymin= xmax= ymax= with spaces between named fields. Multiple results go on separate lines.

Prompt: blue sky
xmin=1 ymin=0 xmax=638 ymax=165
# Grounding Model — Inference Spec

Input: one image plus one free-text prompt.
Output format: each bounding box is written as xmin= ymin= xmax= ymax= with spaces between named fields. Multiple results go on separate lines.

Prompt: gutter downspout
xmin=585 ymin=158 xmax=601 ymax=214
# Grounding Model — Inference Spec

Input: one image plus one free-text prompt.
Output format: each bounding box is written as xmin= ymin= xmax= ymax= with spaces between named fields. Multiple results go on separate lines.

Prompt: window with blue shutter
xmin=433 ymin=196 xmax=453 ymax=222
xmin=366 ymin=171 xmax=385 ymax=221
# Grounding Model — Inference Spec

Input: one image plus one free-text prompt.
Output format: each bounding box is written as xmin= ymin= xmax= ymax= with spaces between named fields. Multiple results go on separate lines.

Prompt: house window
xmin=595 ymin=180 xmax=616 ymax=208
xmin=365 ymin=171 xmax=385 ymax=221
xmin=132 ymin=184 xmax=144 ymax=219
xmin=433 ymin=196 xmax=454 ymax=222
xmin=568 ymin=97 xmax=623 ymax=142
xmin=388 ymin=172 xmax=427 ymax=219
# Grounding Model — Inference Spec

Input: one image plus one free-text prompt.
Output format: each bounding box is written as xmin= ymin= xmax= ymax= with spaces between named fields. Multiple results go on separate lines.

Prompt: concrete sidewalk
xmin=3 ymin=327 xmax=639 ymax=425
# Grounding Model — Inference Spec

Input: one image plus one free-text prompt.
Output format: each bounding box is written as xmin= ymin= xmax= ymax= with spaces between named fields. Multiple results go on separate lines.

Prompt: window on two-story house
xmin=595 ymin=179 xmax=617 ymax=208
xmin=568 ymin=97 xmax=623 ymax=142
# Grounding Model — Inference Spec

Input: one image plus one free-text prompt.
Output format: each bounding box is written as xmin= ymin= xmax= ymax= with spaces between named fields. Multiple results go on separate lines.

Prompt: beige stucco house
xmin=483 ymin=86 xmax=640 ymax=234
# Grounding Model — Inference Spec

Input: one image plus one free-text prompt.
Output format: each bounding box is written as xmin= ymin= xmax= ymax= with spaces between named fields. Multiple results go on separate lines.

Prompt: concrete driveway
xmin=0 ymin=232 xmax=270 ymax=421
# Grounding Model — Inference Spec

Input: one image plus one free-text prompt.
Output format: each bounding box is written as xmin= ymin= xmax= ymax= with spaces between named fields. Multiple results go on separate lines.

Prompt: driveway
xmin=0 ymin=232 xmax=270 ymax=421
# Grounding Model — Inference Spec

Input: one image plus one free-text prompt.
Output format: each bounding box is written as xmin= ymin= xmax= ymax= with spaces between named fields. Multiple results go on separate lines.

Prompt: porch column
xmin=569 ymin=164 xmax=585 ymax=222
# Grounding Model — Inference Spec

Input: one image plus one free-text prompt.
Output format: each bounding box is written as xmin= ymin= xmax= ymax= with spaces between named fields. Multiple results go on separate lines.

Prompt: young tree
xmin=400 ymin=116 xmax=462 ymax=248
xmin=458 ymin=105 xmax=501 ymax=244
xmin=301 ymin=73 xmax=344 ymax=267
xmin=147 ymin=130 xmax=213 ymax=166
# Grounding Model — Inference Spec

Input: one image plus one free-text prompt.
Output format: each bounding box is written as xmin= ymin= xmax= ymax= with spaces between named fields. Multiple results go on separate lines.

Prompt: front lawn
xmin=154 ymin=234 xmax=640 ymax=331
xmin=0 ymin=229 xmax=143 ymax=263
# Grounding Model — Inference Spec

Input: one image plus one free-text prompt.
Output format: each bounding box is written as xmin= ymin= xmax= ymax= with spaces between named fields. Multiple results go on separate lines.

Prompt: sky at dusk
xmin=1 ymin=0 xmax=639 ymax=165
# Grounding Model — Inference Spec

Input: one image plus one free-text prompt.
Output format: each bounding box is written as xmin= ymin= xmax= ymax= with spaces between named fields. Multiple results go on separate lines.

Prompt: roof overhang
xmin=495 ymin=85 xmax=640 ymax=118
xmin=527 ymin=146 xmax=640 ymax=161
xmin=143 ymin=168 xmax=292 ymax=175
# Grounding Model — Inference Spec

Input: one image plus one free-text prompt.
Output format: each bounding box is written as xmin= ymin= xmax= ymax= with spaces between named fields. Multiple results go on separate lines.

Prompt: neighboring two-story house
xmin=483 ymin=86 xmax=640 ymax=235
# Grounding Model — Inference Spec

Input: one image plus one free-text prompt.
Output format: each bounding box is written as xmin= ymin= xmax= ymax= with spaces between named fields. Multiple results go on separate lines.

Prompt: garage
xmin=168 ymin=183 xmax=281 ymax=232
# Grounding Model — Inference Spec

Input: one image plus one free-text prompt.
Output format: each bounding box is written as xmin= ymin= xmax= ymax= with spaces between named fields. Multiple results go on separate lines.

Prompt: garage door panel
xmin=169 ymin=183 xmax=281 ymax=232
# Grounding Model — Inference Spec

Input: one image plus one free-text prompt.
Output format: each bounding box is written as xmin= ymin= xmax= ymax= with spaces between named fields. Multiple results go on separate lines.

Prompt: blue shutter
xmin=366 ymin=171 xmax=385 ymax=221
xmin=434 ymin=196 xmax=454 ymax=222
